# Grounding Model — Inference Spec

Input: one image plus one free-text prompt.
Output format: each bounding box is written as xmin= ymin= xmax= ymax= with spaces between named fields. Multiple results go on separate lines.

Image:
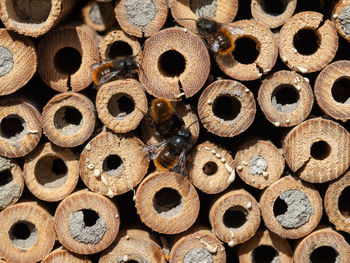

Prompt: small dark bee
xmin=149 ymin=98 xmax=183 ymax=139
xmin=145 ymin=128 xmax=192 ymax=176
xmin=92 ymin=56 xmax=139 ymax=86
xmin=144 ymin=98 xmax=201 ymax=176
xmin=177 ymin=17 xmax=244 ymax=55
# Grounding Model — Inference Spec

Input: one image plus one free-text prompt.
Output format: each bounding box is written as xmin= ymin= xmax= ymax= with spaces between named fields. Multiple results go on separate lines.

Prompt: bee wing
xmin=209 ymin=40 xmax=220 ymax=54
xmin=172 ymin=150 xmax=187 ymax=177
xmin=226 ymin=24 xmax=245 ymax=36
xmin=142 ymin=140 xmax=167 ymax=160
xmin=99 ymin=71 xmax=121 ymax=84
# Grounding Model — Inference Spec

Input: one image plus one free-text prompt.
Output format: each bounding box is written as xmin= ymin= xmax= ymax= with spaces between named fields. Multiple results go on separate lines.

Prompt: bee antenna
xmin=174 ymin=18 xmax=197 ymax=23
xmin=134 ymin=41 xmax=146 ymax=57
xmin=186 ymin=116 xmax=209 ymax=130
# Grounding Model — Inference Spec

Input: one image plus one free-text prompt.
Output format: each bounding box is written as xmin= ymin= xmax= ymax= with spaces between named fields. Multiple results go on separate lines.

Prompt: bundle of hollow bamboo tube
xmin=0 ymin=0 xmax=350 ymax=262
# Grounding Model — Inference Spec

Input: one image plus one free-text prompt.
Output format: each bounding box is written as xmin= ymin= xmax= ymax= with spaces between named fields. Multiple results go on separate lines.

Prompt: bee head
xmin=113 ymin=58 xmax=125 ymax=70
xmin=125 ymin=57 xmax=138 ymax=70
xmin=177 ymin=129 xmax=191 ymax=142
xmin=196 ymin=18 xmax=218 ymax=35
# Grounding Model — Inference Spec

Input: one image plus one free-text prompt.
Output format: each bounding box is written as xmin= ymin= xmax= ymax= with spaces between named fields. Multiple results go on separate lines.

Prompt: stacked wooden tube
xmin=0 ymin=0 xmax=350 ymax=262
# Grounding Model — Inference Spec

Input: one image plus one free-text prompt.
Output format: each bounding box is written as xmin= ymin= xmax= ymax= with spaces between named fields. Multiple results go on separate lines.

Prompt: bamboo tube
xmin=333 ymin=0 xmax=350 ymax=41
xmin=139 ymin=27 xmax=210 ymax=100
xmin=260 ymin=176 xmax=322 ymax=239
xmin=79 ymin=131 xmax=149 ymax=197
xmin=0 ymin=29 xmax=37 ymax=96
xmin=100 ymin=29 xmax=141 ymax=60
xmin=209 ymin=189 xmax=260 ymax=247
xmin=0 ymin=156 xmax=24 ymax=210
xmin=324 ymin=170 xmax=350 ymax=233
xmin=258 ymin=70 xmax=313 ymax=127
xmin=23 ymin=142 xmax=79 ymax=202
xmin=54 ymin=189 xmax=120 ymax=255
xmin=234 ymin=138 xmax=285 ymax=189
xmin=237 ymin=230 xmax=293 ymax=263
xmin=135 ymin=171 xmax=200 ymax=234
xmin=197 ymin=79 xmax=256 ymax=137
xmin=42 ymin=92 xmax=96 ymax=148
xmin=141 ymin=101 xmax=200 ymax=145
xmin=294 ymin=228 xmax=350 ymax=263
xmin=279 ymin=11 xmax=338 ymax=73
xmin=283 ymin=118 xmax=350 ymax=183
xmin=82 ymin=0 xmax=115 ymax=32
xmin=114 ymin=0 xmax=168 ymax=37
xmin=170 ymin=0 xmax=238 ymax=30
xmin=38 ymin=26 xmax=99 ymax=92
xmin=100 ymin=228 xmax=166 ymax=263
xmin=42 ymin=247 xmax=91 ymax=263
xmin=0 ymin=98 xmax=41 ymax=158
xmin=215 ymin=20 xmax=278 ymax=81
xmin=95 ymin=79 xmax=148 ymax=133
xmin=251 ymin=0 xmax=297 ymax=28
xmin=187 ymin=141 xmax=235 ymax=194
xmin=0 ymin=0 xmax=74 ymax=37
xmin=169 ymin=227 xmax=226 ymax=263
xmin=314 ymin=60 xmax=350 ymax=122
xmin=0 ymin=202 xmax=56 ymax=263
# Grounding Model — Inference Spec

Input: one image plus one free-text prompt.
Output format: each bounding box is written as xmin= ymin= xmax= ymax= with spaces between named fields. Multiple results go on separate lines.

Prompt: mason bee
xmin=144 ymin=98 xmax=200 ymax=176
xmin=177 ymin=17 xmax=244 ymax=55
xmin=92 ymin=56 xmax=139 ymax=86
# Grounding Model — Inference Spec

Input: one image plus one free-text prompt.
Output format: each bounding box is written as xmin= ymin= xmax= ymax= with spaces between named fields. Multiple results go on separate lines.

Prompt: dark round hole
xmin=107 ymin=94 xmax=135 ymax=118
xmin=126 ymin=261 xmax=138 ymax=263
xmin=10 ymin=222 xmax=32 ymax=240
xmin=202 ymin=161 xmax=218 ymax=176
xmin=0 ymin=115 xmax=26 ymax=141
xmin=54 ymin=47 xmax=82 ymax=74
xmin=293 ymin=28 xmax=320 ymax=55
xmin=271 ymin=84 xmax=300 ymax=113
xmin=223 ymin=206 xmax=248 ymax=229
xmin=338 ymin=186 xmax=350 ymax=218
xmin=153 ymin=188 xmax=182 ymax=214
xmin=34 ymin=156 xmax=68 ymax=188
xmin=54 ymin=106 xmax=83 ymax=136
xmin=80 ymin=209 xmax=99 ymax=227
xmin=252 ymin=245 xmax=279 ymax=263
xmin=233 ymin=37 xmax=260 ymax=64
xmin=331 ymin=77 xmax=350 ymax=104
xmin=273 ymin=196 xmax=288 ymax=217
xmin=310 ymin=246 xmax=339 ymax=263
xmin=310 ymin=141 xmax=331 ymax=160
xmin=260 ymin=0 xmax=287 ymax=15
xmin=51 ymin=158 xmax=68 ymax=175
xmin=0 ymin=169 xmax=12 ymax=187
xmin=9 ymin=221 xmax=37 ymax=249
xmin=102 ymin=154 xmax=123 ymax=176
xmin=158 ymin=50 xmax=186 ymax=77
xmin=212 ymin=95 xmax=241 ymax=121
xmin=13 ymin=0 xmax=51 ymax=23
xmin=106 ymin=41 xmax=133 ymax=59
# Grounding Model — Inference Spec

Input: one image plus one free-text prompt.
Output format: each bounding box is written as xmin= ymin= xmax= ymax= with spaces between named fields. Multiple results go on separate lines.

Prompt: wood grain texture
xmin=209 ymin=189 xmax=260 ymax=246
xmin=79 ymin=132 xmax=149 ymax=197
xmin=260 ymin=176 xmax=322 ymax=239
xmin=198 ymin=79 xmax=256 ymax=137
xmin=135 ymin=171 xmax=200 ymax=234
xmin=0 ymin=202 xmax=56 ymax=263
xmin=279 ymin=11 xmax=338 ymax=73
xmin=139 ymin=27 xmax=210 ymax=100
xmin=54 ymin=190 xmax=120 ymax=255
xmin=283 ymin=118 xmax=350 ymax=183
xmin=24 ymin=142 xmax=79 ymax=202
